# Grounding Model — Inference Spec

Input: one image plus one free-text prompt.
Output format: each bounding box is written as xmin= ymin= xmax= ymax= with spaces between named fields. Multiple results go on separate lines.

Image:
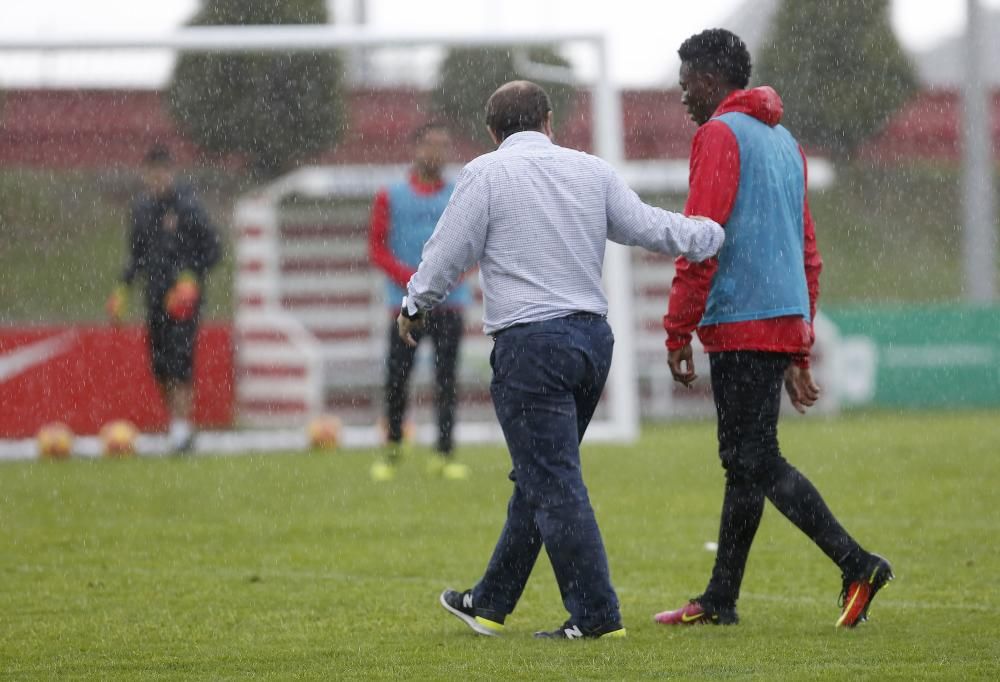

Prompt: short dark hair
xmin=144 ymin=143 xmax=173 ymax=166
xmin=678 ymin=29 xmax=752 ymax=89
xmin=485 ymin=80 xmax=552 ymax=142
xmin=410 ymin=121 xmax=450 ymax=143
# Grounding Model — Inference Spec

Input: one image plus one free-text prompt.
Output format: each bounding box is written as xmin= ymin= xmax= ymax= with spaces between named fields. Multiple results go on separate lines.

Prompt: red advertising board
xmin=0 ymin=324 xmax=233 ymax=438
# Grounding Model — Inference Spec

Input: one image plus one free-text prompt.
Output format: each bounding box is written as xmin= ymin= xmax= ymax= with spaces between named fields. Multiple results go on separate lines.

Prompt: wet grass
xmin=807 ymin=163 xmax=977 ymax=305
xmin=2 ymin=411 xmax=999 ymax=679
xmin=647 ymin=161 xmax=998 ymax=306
xmin=3 ymin=162 xmax=998 ymax=323
xmin=0 ymin=169 xmax=235 ymax=324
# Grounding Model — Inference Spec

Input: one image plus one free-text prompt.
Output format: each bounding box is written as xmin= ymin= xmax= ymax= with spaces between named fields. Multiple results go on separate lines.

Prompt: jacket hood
xmin=714 ymin=86 xmax=784 ymax=127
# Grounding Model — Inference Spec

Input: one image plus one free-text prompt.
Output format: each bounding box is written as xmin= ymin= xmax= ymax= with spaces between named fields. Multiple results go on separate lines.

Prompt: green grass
xmin=3 ymin=162 xmax=999 ymax=323
xmin=650 ymin=162 xmax=1000 ymax=306
xmin=0 ymin=169 xmax=235 ymax=323
xmin=0 ymin=170 xmax=125 ymax=323
xmin=806 ymin=163 xmax=980 ymax=304
xmin=2 ymin=411 xmax=999 ymax=679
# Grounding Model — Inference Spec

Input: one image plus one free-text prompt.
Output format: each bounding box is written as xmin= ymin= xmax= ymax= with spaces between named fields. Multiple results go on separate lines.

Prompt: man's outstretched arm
xmin=603 ymin=161 xmax=724 ymax=262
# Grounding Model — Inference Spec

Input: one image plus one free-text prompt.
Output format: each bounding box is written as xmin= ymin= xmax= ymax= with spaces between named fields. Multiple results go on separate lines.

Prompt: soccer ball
xmin=307 ymin=415 xmax=342 ymax=450
xmin=100 ymin=420 xmax=138 ymax=458
xmin=37 ymin=422 xmax=74 ymax=460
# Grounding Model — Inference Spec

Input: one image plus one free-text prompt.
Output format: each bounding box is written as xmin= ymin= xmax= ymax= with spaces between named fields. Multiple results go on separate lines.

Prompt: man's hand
xmin=784 ymin=364 xmax=821 ymax=414
xmin=668 ymin=344 xmax=697 ymax=387
xmin=106 ymin=285 xmax=127 ymax=324
xmin=687 ymin=215 xmax=725 ymax=260
xmin=396 ymin=312 xmax=423 ymax=348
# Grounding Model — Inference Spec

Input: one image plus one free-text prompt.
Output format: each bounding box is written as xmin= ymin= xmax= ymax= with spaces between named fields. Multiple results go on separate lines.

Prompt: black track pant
xmin=384 ymin=308 xmax=463 ymax=455
xmin=702 ymin=351 xmax=868 ymax=609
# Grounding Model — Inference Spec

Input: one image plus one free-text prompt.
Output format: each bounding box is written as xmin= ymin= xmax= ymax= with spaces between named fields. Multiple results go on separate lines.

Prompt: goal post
xmin=0 ymin=27 xmax=642 ymax=445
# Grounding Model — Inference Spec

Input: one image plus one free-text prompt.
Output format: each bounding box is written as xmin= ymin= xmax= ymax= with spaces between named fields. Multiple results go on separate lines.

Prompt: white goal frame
xmin=0 ymin=27 xmax=640 ymax=445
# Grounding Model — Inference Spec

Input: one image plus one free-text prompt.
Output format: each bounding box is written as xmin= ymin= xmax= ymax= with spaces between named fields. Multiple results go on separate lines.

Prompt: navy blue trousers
xmin=472 ymin=314 xmax=621 ymax=630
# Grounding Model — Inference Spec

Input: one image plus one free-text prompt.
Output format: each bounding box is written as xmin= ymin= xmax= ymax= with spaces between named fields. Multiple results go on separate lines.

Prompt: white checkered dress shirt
xmin=406 ymin=131 xmax=724 ymax=335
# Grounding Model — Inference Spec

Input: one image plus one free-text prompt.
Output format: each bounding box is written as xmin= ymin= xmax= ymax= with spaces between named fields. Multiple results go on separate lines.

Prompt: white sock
xmin=169 ymin=419 xmax=192 ymax=447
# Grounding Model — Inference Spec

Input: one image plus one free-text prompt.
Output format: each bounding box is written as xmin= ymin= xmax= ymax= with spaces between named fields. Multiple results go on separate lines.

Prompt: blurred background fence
xmin=1 ymin=0 xmax=998 ymax=439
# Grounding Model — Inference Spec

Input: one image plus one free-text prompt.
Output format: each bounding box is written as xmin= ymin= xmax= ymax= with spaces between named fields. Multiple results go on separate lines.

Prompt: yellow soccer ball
xmin=37 ymin=422 xmax=74 ymax=460
xmin=307 ymin=415 xmax=342 ymax=451
xmin=100 ymin=420 xmax=138 ymax=458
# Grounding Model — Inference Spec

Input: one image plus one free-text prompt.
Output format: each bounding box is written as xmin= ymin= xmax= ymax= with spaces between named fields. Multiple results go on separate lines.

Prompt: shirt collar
xmin=498 ymin=130 xmax=553 ymax=150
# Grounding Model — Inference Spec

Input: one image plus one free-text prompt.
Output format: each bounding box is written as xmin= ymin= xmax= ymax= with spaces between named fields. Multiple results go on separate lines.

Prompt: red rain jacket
xmin=663 ymin=87 xmax=822 ymax=368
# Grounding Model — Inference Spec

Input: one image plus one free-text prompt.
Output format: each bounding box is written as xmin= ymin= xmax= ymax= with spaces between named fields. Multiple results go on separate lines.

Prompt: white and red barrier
xmin=232 ymin=169 xmax=498 ymax=437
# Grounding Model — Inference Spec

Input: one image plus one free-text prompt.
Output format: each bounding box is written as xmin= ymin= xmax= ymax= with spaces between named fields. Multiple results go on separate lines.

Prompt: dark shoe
xmin=836 ymin=553 xmax=894 ymax=628
xmin=533 ymin=620 xmax=626 ymax=640
xmin=439 ymin=589 xmax=505 ymax=636
xmin=653 ymin=599 xmax=739 ymax=625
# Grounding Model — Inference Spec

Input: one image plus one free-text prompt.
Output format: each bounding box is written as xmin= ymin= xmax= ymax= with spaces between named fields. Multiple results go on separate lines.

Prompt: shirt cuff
xmin=793 ymin=354 xmax=811 ymax=369
xmin=666 ymin=332 xmax=693 ymax=352
xmin=402 ymin=295 xmax=420 ymax=317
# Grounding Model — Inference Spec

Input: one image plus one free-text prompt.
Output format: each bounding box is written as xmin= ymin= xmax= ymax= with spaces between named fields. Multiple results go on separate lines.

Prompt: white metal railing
xmin=235 ymin=309 xmax=326 ymax=418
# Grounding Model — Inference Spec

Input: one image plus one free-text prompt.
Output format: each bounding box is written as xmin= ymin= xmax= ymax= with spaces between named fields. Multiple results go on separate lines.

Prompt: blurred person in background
xmin=106 ymin=144 xmax=221 ymax=453
xmin=368 ymin=122 xmax=471 ymax=482
xmin=658 ymin=28 xmax=892 ymax=629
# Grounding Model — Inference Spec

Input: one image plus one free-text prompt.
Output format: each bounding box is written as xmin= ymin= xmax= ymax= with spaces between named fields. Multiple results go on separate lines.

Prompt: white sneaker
xmin=169 ymin=420 xmax=195 ymax=454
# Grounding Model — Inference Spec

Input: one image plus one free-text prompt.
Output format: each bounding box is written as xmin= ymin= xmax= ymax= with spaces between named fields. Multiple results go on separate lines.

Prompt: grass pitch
xmin=0 ymin=164 xmax=986 ymax=323
xmin=2 ymin=411 xmax=999 ymax=680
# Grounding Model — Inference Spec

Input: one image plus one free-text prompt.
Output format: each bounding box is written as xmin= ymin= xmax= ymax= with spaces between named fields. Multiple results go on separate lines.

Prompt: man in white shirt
xmin=399 ymin=80 xmax=724 ymax=640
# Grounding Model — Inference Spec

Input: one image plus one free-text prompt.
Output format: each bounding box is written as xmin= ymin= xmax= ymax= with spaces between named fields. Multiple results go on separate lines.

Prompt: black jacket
xmin=121 ymin=186 xmax=222 ymax=310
